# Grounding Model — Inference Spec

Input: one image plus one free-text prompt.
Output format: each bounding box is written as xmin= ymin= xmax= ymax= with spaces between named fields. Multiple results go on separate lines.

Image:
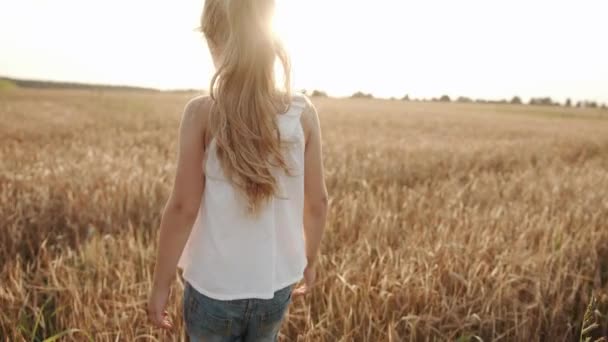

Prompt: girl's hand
xmin=292 ymin=262 xmax=316 ymax=297
xmin=147 ymin=285 xmax=174 ymax=330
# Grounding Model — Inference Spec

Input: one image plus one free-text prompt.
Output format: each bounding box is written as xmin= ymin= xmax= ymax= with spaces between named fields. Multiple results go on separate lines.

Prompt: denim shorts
xmin=182 ymin=281 xmax=295 ymax=341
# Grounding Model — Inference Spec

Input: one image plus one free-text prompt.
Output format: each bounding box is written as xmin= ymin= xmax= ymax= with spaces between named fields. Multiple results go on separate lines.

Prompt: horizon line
xmin=1 ymin=74 xmax=606 ymax=106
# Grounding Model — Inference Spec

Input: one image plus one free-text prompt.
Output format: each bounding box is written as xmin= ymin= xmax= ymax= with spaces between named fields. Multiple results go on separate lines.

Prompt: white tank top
xmin=177 ymin=94 xmax=308 ymax=300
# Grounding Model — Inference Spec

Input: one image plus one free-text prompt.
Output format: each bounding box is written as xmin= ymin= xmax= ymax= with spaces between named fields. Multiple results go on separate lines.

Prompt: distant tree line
xmin=305 ymin=89 xmax=604 ymax=109
xmin=303 ymin=89 xmax=328 ymax=98
xmin=393 ymin=93 xmax=605 ymax=109
xmin=528 ymin=97 xmax=560 ymax=106
xmin=350 ymin=91 xmax=374 ymax=99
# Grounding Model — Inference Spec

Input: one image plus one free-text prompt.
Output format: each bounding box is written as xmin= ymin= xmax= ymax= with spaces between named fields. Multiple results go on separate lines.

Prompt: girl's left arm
xmin=148 ymin=97 xmax=209 ymax=330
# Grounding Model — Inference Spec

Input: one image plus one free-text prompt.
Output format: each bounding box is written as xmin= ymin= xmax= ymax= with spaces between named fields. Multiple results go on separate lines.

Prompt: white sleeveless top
xmin=177 ymin=94 xmax=308 ymax=300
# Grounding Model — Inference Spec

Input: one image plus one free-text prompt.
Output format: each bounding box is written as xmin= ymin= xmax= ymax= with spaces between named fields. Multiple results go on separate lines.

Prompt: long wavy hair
xmin=201 ymin=0 xmax=292 ymax=214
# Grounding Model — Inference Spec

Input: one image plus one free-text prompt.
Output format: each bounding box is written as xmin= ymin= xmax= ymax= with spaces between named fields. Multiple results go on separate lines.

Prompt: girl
xmin=147 ymin=0 xmax=329 ymax=341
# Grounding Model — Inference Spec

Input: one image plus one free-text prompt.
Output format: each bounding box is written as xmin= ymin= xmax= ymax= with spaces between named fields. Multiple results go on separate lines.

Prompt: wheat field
xmin=1 ymin=88 xmax=608 ymax=341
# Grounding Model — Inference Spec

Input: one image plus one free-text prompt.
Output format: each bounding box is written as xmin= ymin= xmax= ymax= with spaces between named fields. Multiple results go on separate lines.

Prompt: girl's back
xmin=178 ymin=94 xmax=310 ymax=300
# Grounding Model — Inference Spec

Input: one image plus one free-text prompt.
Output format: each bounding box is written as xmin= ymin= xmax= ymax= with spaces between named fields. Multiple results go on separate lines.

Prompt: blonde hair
xmin=201 ymin=0 xmax=292 ymax=214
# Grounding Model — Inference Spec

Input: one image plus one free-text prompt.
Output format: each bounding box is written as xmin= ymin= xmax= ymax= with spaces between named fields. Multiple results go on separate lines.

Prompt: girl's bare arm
xmin=148 ymin=97 xmax=209 ymax=329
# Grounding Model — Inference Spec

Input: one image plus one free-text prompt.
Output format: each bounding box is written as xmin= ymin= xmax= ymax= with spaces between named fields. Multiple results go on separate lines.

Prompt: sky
xmin=1 ymin=0 xmax=607 ymax=103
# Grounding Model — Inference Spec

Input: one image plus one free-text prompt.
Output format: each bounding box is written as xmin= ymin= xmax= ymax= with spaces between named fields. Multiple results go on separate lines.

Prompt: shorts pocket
xmin=184 ymin=285 xmax=232 ymax=336
xmin=197 ymin=310 xmax=232 ymax=336
xmin=256 ymin=285 xmax=293 ymax=337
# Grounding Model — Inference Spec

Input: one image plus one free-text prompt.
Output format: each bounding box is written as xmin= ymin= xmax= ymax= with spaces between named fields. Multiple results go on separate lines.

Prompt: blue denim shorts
xmin=182 ymin=281 xmax=295 ymax=341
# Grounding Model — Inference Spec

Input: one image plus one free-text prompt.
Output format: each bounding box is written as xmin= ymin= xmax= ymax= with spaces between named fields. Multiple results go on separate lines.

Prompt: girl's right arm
xmin=293 ymin=99 xmax=329 ymax=296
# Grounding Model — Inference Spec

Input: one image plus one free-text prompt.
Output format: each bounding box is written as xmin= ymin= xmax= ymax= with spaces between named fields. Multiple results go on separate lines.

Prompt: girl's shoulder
xmin=182 ymin=94 xmax=214 ymax=145
xmin=184 ymin=94 xmax=213 ymax=113
xmin=292 ymin=93 xmax=320 ymax=143
xmin=182 ymin=94 xmax=214 ymax=125
xmin=291 ymin=92 xmax=312 ymax=108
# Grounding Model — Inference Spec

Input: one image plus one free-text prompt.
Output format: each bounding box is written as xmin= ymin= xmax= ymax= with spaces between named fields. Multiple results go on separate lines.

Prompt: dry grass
xmin=1 ymin=88 xmax=608 ymax=341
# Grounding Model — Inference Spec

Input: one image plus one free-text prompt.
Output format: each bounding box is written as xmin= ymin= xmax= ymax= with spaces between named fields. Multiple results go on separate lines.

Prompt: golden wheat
xmin=1 ymin=88 xmax=608 ymax=341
